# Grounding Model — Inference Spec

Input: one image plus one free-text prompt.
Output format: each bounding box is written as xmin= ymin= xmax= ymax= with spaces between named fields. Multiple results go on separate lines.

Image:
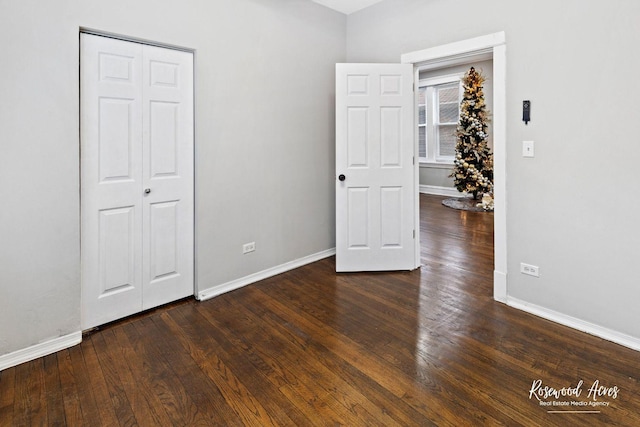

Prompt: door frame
xmin=401 ymin=32 xmax=507 ymax=302
xmin=79 ymin=29 xmax=198 ymax=329
xmin=80 ymin=27 xmax=195 ymax=53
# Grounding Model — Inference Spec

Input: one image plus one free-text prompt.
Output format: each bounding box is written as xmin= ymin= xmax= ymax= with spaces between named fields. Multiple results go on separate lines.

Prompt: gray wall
xmin=348 ymin=0 xmax=640 ymax=338
xmin=0 ymin=0 xmax=345 ymax=356
xmin=419 ymin=166 xmax=454 ymax=189
xmin=3 ymin=0 xmax=640 ymax=359
xmin=419 ymin=60 xmax=493 ymax=189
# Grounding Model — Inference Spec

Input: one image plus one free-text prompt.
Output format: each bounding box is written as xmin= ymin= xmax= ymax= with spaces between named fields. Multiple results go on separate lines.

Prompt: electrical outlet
xmin=242 ymin=242 xmax=256 ymax=254
xmin=520 ymin=262 xmax=539 ymax=278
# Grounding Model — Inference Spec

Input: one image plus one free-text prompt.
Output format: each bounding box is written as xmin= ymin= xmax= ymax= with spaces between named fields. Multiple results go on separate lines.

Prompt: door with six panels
xmin=335 ymin=63 xmax=416 ymax=272
xmin=81 ymin=33 xmax=194 ymax=329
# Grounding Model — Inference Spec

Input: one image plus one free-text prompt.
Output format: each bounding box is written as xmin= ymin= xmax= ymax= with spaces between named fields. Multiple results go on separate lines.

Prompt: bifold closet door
xmin=81 ymin=34 xmax=194 ymax=329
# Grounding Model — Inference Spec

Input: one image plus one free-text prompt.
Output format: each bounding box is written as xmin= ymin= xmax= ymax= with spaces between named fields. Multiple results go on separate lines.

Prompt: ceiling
xmin=311 ymin=0 xmax=385 ymax=15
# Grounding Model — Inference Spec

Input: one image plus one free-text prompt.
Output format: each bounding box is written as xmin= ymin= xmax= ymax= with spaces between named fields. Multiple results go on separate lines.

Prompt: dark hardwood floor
xmin=2 ymin=194 xmax=640 ymax=426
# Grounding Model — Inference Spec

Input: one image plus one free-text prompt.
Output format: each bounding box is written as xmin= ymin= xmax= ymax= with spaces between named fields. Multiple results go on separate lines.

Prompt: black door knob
xmin=338 ymin=174 xmax=346 ymax=182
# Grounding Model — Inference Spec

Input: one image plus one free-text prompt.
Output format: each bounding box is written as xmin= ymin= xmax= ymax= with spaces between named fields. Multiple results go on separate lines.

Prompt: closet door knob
xmin=144 ymin=188 xmax=151 ymax=194
xmin=338 ymin=174 xmax=346 ymax=182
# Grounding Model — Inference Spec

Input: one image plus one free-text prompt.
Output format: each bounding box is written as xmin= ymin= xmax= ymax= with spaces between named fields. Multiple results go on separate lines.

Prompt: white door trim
xmin=80 ymin=27 xmax=194 ymax=53
xmin=401 ymin=31 xmax=507 ymax=302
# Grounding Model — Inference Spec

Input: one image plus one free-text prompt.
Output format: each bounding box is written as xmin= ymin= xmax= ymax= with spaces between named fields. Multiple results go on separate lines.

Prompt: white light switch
xmin=523 ymin=140 xmax=534 ymax=157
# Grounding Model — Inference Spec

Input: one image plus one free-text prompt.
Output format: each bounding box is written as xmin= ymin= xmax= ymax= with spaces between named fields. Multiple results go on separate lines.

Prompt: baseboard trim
xmin=507 ymin=297 xmax=640 ymax=352
xmin=0 ymin=331 xmax=82 ymax=371
xmin=197 ymin=248 xmax=336 ymax=301
xmin=419 ymin=185 xmax=465 ymax=198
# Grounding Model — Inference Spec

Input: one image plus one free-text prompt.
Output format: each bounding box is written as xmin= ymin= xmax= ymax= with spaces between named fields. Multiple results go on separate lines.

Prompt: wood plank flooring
xmin=2 ymin=194 xmax=640 ymax=426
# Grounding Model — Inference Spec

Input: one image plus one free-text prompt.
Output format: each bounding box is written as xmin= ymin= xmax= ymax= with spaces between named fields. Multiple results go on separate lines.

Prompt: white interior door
xmin=335 ymin=63 xmax=416 ymax=272
xmin=81 ymin=34 xmax=194 ymax=329
xmin=141 ymin=44 xmax=194 ymax=310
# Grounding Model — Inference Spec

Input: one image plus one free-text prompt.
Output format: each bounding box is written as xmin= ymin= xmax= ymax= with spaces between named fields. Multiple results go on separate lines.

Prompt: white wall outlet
xmin=520 ymin=262 xmax=539 ymax=277
xmin=242 ymin=242 xmax=256 ymax=254
xmin=523 ymin=140 xmax=535 ymax=157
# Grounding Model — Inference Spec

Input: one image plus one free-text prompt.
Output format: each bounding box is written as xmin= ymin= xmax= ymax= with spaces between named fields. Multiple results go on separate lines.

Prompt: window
xmin=418 ymin=74 xmax=462 ymax=164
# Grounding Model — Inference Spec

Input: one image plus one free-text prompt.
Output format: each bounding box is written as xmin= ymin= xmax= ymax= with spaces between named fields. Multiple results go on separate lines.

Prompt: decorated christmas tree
xmin=450 ymin=67 xmax=493 ymax=209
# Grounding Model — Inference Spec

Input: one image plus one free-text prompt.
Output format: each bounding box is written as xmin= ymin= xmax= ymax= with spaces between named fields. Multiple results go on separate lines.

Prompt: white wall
xmin=0 ymin=0 xmax=345 ymax=357
xmin=347 ymin=0 xmax=640 ymax=340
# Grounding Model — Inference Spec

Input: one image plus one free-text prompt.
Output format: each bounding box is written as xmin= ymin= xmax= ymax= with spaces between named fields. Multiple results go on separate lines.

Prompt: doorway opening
xmin=402 ymin=32 xmax=507 ymax=301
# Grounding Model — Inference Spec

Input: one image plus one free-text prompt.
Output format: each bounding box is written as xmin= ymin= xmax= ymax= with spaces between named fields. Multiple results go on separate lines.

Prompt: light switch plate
xmin=523 ymin=140 xmax=534 ymax=157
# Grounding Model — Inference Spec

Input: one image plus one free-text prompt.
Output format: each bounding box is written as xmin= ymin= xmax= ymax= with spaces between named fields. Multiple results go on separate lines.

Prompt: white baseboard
xmin=507 ymin=297 xmax=640 ymax=352
xmin=197 ymin=248 xmax=336 ymax=301
xmin=0 ymin=331 xmax=82 ymax=371
xmin=419 ymin=184 xmax=465 ymax=198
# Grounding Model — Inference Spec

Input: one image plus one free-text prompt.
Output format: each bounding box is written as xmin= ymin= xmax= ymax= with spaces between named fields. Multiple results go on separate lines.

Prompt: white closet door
xmin=141 ymin=44 xmax=194 ymax=310
xmin=81 ymin=34 xmax=194 ymax=329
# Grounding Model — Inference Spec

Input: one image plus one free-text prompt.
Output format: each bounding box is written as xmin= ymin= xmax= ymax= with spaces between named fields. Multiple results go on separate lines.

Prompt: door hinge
xmin=413 ymin=229 xmax=416 ymax=239
xmin=413 ymin=156 xmax=415 ymax=165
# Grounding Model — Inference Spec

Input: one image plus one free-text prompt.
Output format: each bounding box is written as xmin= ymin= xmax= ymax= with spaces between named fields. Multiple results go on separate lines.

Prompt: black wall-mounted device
xmin=523 ymin=100 xmax=531 ymax=125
